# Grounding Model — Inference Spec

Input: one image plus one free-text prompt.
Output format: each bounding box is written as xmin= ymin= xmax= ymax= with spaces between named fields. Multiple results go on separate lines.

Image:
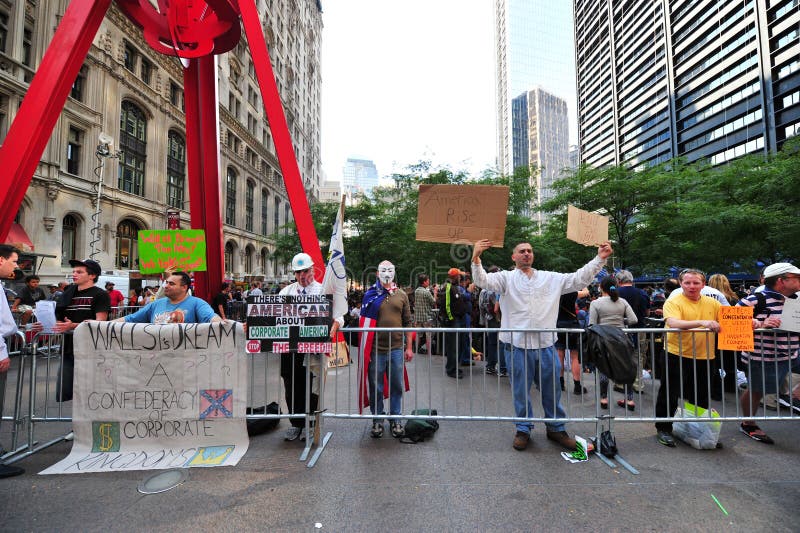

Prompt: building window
xmin=261 ymin=189 xmax=269 ymax=235
xmin=70 ymin=65 xmax=88 ymax=102
xmin=116 ymin=220 xmax=139 ymax=269
xmin=245 ymin=180 xmax=254 ymax=231
xmin=273 ymin=197 xmax=280 ymax=232
xmin=22 ymin=26 xmax=33 ymax=67
xmin=66 ymin=126 xmax=83 ymax=175
xmin=224 ymin=242 xmax=234 ymax=273
xmin=0 ymin=11 xmax=8 ymax=53
xmin=124 ymin=42 xmax=137 ymax=72
xmin=244 ymin=247 xmax=253 ymax=274
xmin=284 ymin=204 xmax=291 ymax=235
xmin=225 ymin=168 xmax=237 ymax=226
xmin=61 ymin=215 xmax=78 ymax=266
xmin=140 ymin=59 xmax=152 ymax=85
xmin=118 ymin=101 xmax=147 ymax=196
xmin=260 ymin=249 xmax=268 ymax=274
xmin=167 ymin=131 xmax=185 ymax=209
xmin=169 ymin=81 xmax=182 ymax=107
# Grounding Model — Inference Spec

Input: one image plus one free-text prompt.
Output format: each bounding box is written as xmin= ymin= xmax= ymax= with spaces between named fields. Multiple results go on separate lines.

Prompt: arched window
xmin=244 ymin=246 xmax=253 ymax=273
xmin=224 ymin=242 xmax=234 ymax=273
xmin=119 ymin=101 xmax=147 ymax=196
xmin=167 ymin=131 xmax=185 ymax=208
xmin=260 ymin=248 xmax=269 ymax=275
xmin=261 ymin=189 xmax=269 ymax=235
xmin=245 ymin=180 xmax=254 ymax=232
xmin=61 ymin=215 xmax=78 ymax=266
xmin=225 ymin=168 xmax=237 ymax=226
xmin=116 ymin=220 xmax=140 ymax=269
xmin=273 ymin=197 xmax=280 ymax=232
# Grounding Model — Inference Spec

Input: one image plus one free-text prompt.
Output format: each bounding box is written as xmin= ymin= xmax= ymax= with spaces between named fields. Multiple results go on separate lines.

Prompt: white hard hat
xmin=291 ymin=252 xmax=314 ymax=272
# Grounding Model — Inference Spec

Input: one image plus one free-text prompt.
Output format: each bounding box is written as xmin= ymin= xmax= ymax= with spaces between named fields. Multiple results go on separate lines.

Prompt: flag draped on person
xmin=357 ymin=279 xmax=410 ymax=412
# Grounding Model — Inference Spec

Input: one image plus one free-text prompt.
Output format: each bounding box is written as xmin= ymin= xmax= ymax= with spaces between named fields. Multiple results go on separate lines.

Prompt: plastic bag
xmin=672 ymin=401 xmax=721 ymax=450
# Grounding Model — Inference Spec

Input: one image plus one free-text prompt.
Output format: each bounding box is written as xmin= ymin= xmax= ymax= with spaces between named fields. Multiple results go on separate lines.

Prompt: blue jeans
xmin=506 ymin=344 xmax=566 ymax=433
xmin=368 ymin=348 xmax=404 ymax=422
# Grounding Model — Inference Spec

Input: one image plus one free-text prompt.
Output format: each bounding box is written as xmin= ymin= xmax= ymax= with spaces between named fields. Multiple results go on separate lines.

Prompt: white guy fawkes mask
xmin=378 ymin=261 xmax=395 ymax=286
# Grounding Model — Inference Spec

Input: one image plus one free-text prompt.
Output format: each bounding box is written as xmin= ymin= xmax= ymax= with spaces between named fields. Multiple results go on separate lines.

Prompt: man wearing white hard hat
xmin=736 ymin=262 xmax=800 ymax=444
xmin=278 ymin=252 xmax=344 ymax=441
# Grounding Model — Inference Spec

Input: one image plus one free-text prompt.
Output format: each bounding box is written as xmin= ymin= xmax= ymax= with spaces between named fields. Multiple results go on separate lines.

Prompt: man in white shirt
xmin=279 ymin=252 xmax=343 ymax=442
xmin=0 ymin=245 xmax=24 ymax=477
xmin=471 ymin=239 xmax=613 ymax=451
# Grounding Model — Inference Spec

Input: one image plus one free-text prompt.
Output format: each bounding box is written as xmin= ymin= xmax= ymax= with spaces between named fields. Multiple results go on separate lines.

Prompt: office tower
xmin=495 ymin=0 xmax=577 ymax=175
xmin=342 ymin=158 xmax=378 ymax=199
xmin=512 ymin=87 xmax=570 ymax=225
xmin=575 ymin=0 xmax=800 ymax=169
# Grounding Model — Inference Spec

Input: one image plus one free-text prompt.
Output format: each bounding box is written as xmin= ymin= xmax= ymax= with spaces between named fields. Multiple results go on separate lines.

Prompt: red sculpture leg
xmin=184 ymin=56 xmax=224 ymax=301
xmin=0 ymin=0 xmax=112 ymax=241
xmin=239 ymin=0 xmax=324 ymax=281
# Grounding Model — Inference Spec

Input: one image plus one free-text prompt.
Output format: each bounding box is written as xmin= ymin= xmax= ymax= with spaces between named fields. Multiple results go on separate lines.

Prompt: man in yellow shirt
xmin=655 ymin=269 xmax=721 ymax=447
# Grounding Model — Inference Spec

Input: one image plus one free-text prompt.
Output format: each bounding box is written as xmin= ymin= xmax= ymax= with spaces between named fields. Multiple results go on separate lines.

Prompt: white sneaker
xmin=284 ymin=427 xmax=302 ymax=441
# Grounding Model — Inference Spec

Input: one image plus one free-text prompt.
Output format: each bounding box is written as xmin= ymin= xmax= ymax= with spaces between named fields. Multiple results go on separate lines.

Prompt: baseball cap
xmin=291 ymin=252 xmax=314 ymax=272
xmin=68 ymin=258 xmax=102 ymax=276
xmin=447 ymin=267 xmax=461 ymax=278
xmin=763 ymin=262 xmax=800 ymax=278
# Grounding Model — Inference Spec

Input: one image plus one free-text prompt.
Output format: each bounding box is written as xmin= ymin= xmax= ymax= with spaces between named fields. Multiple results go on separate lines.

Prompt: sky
xmin=320 ymin=2 xmax=497 ymax=184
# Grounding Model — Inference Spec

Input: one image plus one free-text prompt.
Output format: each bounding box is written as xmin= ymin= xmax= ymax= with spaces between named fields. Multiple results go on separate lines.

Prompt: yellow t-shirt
xmin=663 ymin=293 xmax=721 ymax=360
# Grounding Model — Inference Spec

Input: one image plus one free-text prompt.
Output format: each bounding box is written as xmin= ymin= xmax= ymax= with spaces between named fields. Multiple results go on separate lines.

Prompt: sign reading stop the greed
xmin=245 ymin=294 xmax=332 ymax=354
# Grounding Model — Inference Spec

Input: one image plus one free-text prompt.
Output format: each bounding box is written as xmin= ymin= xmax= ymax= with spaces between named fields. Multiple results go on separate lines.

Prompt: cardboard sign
xmin=328 ymin=340 xmax=350 ymax=368
xmin=245 ymin=294 xmax=333 ymax=353
xmin=41 ymin=322 xmax=248 ymax=474
xmin=416 ymin=184 xmax=509 ymax=246
xmin=566 ymin=205 xmax=609 ymax=246
xmin=138 ymin=230 xmax=207 ymax=274
xmin=779 ymin=296 xmax=800 ymax=333
xmin=718 ymin=306 xmax=754 ymax=351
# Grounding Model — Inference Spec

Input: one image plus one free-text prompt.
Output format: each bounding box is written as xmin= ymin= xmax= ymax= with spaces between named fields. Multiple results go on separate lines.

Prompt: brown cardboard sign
xmin=416 ymin=185 xmax=509 ymax=246
xmin=566 ymin=205 xmax=609 ymax=246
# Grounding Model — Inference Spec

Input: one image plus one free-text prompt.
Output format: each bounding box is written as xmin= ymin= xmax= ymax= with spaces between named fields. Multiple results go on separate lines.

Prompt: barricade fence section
xmin=2 ymin=326 xmax=797 ymax=464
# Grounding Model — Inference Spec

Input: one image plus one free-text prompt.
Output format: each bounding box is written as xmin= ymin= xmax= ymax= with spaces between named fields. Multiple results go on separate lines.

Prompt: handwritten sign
xmin=245 ymin=294 xmax=332 ymax=353
xmin=566 ymin=205 xmax=609 ymax=246
xmin=718 ymin=306 xmax=754 ymax=351
xmin=416 ymin=185 xmax=509 ymax=246
xmin=780 ymin=297 xmax=800 ymax=333
xmin=137 ymin=230 xmax=207 ymax=274
xmin=41 ymin=322 xmax=248 ymax=474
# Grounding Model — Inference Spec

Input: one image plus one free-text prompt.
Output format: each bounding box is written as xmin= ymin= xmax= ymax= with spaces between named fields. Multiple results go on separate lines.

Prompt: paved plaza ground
xmin=2 ymin=353 xmax=799 ymax=531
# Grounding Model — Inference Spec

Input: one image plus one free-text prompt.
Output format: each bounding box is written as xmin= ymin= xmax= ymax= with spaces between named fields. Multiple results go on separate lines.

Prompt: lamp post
xmin=90 ymin=132 xmax=120 ymax=260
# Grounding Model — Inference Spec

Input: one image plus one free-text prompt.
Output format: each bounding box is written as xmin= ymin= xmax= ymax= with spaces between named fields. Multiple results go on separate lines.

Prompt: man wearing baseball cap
xmin=51 ymin=258 xmax=111 ymax=402
xmin=736 ymin=262 xmax=800 ymax=444
xmin=436 ymin=267 xmax=470 ymax=378
xmin=278 ymin=252 xmax=344 ymax=441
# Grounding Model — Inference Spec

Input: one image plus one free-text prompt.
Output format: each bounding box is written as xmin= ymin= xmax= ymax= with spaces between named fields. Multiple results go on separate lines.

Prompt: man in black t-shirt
xmin=12 ymin=274 xmax=47 ymax=325
xmin=212 ymin=282 xmax=231 ymax=320
xmin=52 ymin=259 xmax=110 ymax=402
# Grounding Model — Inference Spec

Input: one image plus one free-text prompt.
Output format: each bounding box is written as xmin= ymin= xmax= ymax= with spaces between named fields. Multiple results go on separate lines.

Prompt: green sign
xmin=137 ymin=230 xmax=207 ymax=274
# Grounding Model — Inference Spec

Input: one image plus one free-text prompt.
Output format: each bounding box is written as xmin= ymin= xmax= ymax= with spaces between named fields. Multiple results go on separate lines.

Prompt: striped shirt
xmin=413 ymin=286 xmax=435 ymax=324
xmin=737 ymin=290 xmax=799 ymax=362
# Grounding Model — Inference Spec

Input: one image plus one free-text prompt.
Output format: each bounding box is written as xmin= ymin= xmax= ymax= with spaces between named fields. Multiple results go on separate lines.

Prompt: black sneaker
xmin=0 ymin=464 xmax=24 ymax=478
xmin=778 ymin=394 xmax=800 ymax=414
xmin=573 ymin=383 xmax=588 ymax=395
xmin=485 ymin=367 xmax=497 ymax=375
xmin=657 ymin=430 xmax=676 ymax=447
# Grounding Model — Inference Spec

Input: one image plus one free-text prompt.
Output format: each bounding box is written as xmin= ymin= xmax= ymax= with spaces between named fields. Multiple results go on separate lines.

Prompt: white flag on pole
xmin=322 ymin=196 xmax=347 ymax=321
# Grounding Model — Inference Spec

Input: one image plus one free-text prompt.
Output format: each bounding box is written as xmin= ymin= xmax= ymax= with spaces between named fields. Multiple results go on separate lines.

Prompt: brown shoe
xmin=512 ymin=431 xmax=530 ymax=451
xmin=547 ymin=430 xmax=578 ymax=450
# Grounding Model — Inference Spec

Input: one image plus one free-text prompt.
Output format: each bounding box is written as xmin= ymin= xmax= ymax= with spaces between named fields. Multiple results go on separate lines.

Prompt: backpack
xmin=478 ymin=289 xmax=496 ymax=324
xmin=246 ymin=401 xmax=281 ymax=436
xmin=585 ymin=324 xmax=637 ymax=385
xmin=400 ymin=408 xmax=439 ymax=443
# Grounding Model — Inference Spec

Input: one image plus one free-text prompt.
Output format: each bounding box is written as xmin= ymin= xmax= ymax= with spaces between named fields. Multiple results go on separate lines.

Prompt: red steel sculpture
xmin=0 ymin=0 xmax=323 ymax=299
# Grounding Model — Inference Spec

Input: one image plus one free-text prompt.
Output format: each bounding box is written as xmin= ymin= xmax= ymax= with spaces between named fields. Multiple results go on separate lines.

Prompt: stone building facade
xmin=0 ymin=0 xmax=322 ymax=285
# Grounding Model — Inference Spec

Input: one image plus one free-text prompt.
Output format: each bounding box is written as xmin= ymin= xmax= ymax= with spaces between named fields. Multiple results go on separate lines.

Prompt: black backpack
xmin=585 ymin=324 xmax=637 ymax=385
xmin=400 ymin=409 xmax=439 ymax=443
xmin=246 ymin=401 xmax=281 ymax=436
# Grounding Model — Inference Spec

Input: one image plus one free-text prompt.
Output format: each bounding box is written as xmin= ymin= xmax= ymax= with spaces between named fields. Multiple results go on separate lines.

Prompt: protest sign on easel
xmin=244 ymin=294 xmax=333 ymax=354
xmin=566 ymin=205 xmax=609 ymax=246
xmin=41 ymin=322 xmax=248 ymax=475
xmin=780 ymin=297 xmax=800 ymax=333
xmin=718 ymin=306 xmax=754 ymax=351
xmin=416 ymin=184 xmax=509 ymax=246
